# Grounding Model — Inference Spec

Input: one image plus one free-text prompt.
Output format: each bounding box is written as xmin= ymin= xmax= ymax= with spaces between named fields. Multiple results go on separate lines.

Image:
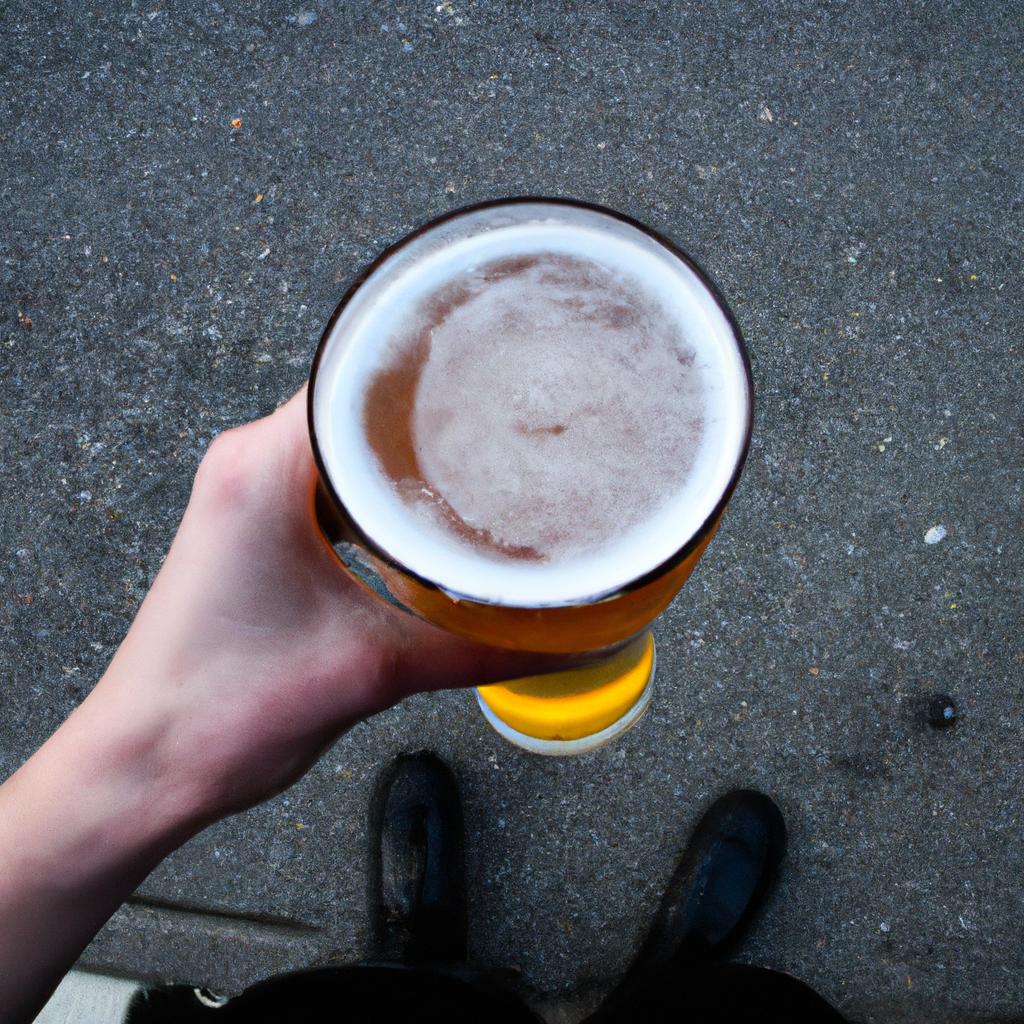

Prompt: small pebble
xmin=928 ymin=696 xmax=958 ymax=729
xmin=924 ymin=525 xmax=946 ymax=545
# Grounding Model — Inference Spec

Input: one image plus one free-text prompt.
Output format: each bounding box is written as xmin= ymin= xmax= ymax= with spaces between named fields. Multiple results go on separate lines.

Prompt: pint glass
xmin=308 ymin=199 xmax=752 ymax=755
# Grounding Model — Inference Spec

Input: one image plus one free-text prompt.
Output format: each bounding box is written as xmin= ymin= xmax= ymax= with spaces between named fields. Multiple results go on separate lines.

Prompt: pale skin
xmin=0 ymin=386 xmax=573 ymax=1024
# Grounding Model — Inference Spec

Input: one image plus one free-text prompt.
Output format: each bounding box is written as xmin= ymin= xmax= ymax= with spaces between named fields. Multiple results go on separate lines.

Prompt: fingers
xmin=387 ymin=611 xmax=592 ymax=696
xmin=266 ymin=383 xmax=598 ymax=696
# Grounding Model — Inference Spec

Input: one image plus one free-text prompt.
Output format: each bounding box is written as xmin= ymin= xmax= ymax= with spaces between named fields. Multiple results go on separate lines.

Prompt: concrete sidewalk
xmin=3 ymin=3 xmax=1022 ymax=1022
xmin=35 ymin=972 xmax=140 ymax=1024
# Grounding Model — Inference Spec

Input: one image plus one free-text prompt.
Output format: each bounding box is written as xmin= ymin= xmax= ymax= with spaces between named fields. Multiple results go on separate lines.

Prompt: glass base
xmin=475 ymin=634 xmax=656 ymax=756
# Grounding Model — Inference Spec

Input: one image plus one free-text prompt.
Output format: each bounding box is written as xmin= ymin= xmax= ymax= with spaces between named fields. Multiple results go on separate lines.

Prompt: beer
xmin=309 ymin=200 xmax=752 ymax=753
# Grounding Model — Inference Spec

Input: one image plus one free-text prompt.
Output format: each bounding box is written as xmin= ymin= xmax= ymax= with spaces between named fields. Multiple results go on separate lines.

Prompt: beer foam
xmin=313 ymin=203 xmax=750 ymax=606
xmin=366 ymin=253 xmax=705 ymax=562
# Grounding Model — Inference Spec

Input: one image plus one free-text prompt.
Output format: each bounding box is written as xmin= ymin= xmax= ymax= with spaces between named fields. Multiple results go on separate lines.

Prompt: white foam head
xmin=312 ymin=202 xmax=751 ymax=607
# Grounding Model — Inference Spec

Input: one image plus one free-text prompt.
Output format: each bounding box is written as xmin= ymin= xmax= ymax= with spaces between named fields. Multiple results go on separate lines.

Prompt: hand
xmin=0 ymin=385 xmax=572 ymax=1023
xmin=101 ymin=385 xmax=569 ymax=820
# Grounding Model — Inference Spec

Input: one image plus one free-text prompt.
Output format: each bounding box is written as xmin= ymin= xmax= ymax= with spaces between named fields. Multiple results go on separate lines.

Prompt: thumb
xmin=263 ymin=383 xmax=310 ymax=455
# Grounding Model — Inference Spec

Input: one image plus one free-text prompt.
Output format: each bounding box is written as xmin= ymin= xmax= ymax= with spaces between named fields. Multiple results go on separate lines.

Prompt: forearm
xmin=0 ymin=678 xmax=208 ymax=1024
xmin=0 ymin=385 xmax=566 ymax=1024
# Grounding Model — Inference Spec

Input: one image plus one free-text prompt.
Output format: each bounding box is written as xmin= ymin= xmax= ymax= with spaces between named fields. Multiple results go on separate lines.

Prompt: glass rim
xmin=307 ymin=195 xmax=754 ymax=610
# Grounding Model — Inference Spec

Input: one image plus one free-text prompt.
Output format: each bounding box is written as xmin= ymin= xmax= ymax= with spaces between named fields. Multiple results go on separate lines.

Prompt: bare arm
xmin=0 ymin=681 xmax=207 ymax=1022
xmin=0 ymin=387 xmax=562 ymax=1023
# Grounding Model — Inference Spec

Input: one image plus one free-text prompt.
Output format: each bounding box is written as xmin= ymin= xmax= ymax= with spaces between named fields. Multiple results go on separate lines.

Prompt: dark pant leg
xmin=591 ymin=962 xmax=847 ymax=1024
xmin=129 ymin=963 xmax=543 ymax=1024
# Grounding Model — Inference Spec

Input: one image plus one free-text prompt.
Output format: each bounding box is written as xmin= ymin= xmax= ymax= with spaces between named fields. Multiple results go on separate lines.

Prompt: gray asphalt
xmin=2 ymin=3 xmax=1022 ymax=1022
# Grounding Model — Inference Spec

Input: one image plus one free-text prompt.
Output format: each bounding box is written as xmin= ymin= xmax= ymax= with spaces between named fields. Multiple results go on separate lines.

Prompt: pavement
xmin=2 ymin=2 xmax=1022 ymax=1022
xmin=35 ymin=973 xmax=141 ymax=1024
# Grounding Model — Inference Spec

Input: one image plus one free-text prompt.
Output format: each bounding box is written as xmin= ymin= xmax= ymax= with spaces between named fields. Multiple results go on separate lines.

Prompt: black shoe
xmin=370 ymin=751 xmax=467 ymax=965
xmin=628 ymin=789 xmax=786 ymax=979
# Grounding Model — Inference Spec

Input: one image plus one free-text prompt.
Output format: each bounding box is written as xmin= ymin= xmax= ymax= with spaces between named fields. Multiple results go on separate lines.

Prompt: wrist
xmin=0 ymin=674 xmax=212 ymax=1024
xmin=2 ymin=679 xmax=210 ymax=892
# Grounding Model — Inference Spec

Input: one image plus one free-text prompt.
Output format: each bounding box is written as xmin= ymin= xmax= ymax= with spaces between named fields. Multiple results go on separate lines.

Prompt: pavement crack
xmin=125 ymin=895 xmax=321 ymax=936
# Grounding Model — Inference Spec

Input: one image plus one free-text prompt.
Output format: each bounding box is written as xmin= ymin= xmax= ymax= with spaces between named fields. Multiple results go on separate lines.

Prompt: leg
xmin=591 ymin=790 xmax=845 ymax=1023
xmin=129 ymin=965 xmax=542 ymax=1024
xmin=128 ymin=752 xmax=541 ymax=1024
xmin=597 ymin=962 xmax=846 ymax=1023
xmin=371 ymin=751 xmax=468 ymax=964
